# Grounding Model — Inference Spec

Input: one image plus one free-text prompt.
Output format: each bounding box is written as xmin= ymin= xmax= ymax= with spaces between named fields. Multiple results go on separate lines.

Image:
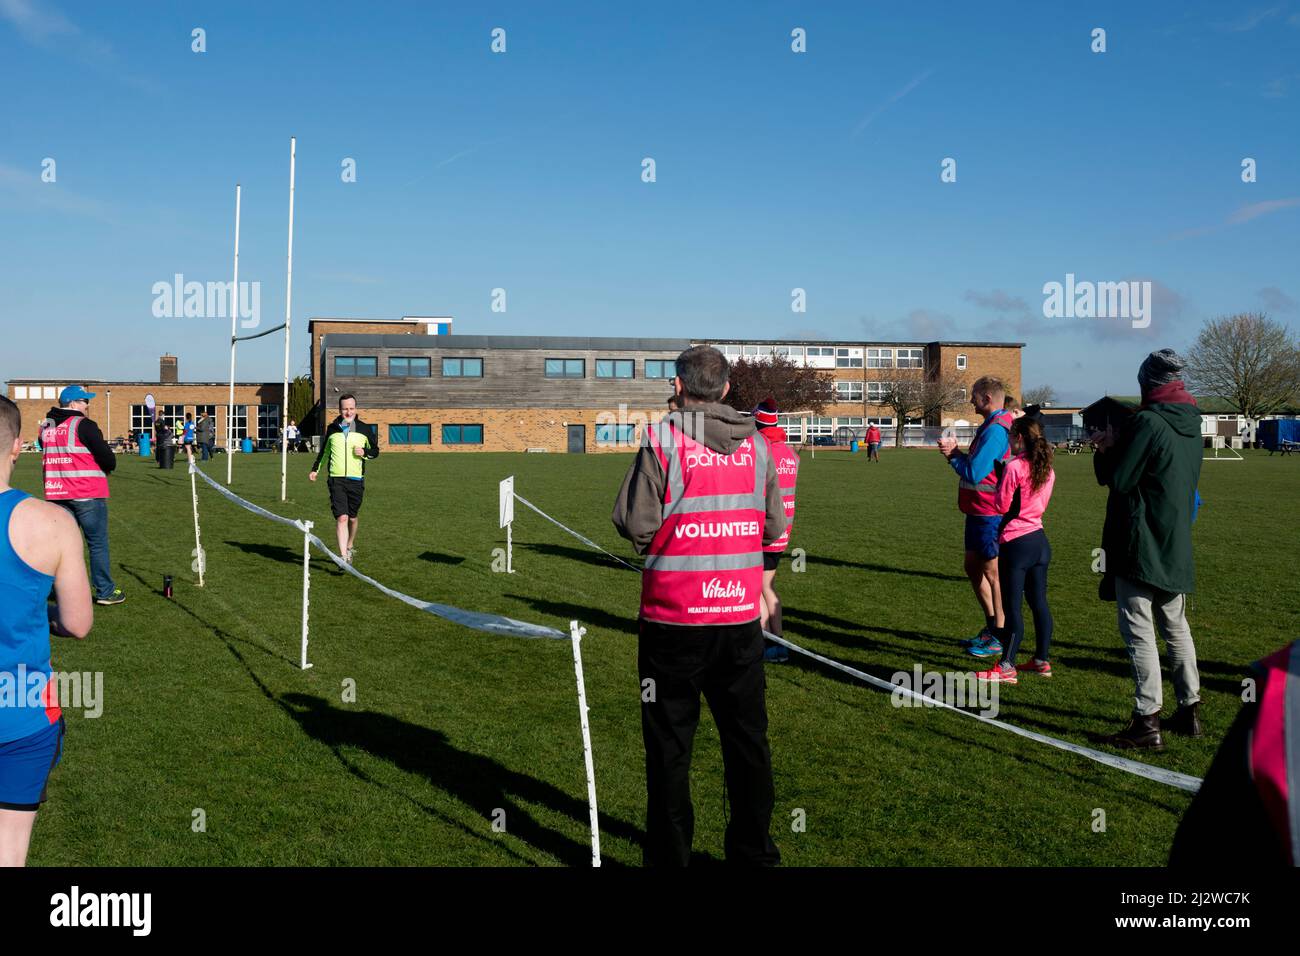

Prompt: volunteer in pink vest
xmin=938 ymin=376 xmax=1012 ymax=657
xmin=752 ymin=398 xmax=798 ymax=664
xmin=1170 ymin=640 xmax=1300 ymax=866
xmin=40 ymin=386 xmax=123 ymax=606
xmin=612 ymin=345 xmax=787 ymax=867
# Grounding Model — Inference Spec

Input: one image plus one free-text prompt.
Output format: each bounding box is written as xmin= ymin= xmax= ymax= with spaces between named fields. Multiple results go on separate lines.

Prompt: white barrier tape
xmin=764 ymin=631 xmax=1203 ymax=794
xmin=512 ymin=493 xmax=641 ymax=572
xmin=191 ymin=464 xmax=565 ymax=640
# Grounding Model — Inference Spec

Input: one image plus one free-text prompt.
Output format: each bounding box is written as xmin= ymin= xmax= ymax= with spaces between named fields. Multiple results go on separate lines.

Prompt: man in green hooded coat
xmin=1092 ymin=349 xmax=1204 ymax=751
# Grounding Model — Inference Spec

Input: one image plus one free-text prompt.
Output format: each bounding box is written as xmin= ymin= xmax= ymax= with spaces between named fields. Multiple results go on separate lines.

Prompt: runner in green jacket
xmin=309 ymin=394 xmax=379 ymax=564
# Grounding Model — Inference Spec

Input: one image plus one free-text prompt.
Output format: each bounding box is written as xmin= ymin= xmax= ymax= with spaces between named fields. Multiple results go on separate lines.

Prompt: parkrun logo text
xmin=685 ymin=450 xmax=754 ymax=468
xmin=674 ymin=520 xmax=759 ymax=540
xmin=50 ymin=886 xmax=151 ymax=936
xmin=0 ymin=667 xmax=104 ymax=719
xmin=1041 ymin=273 xmax=1151 ymax=329
xmin=151 ymin=273 xmax=261 ymax=328
xmin=890 ymin=664 xmax=999 ymax=718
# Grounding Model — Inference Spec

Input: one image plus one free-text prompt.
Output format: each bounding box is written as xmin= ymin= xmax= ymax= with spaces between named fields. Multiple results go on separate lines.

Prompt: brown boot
xmin=1163 ymin=702 xmax=1203 ymax=738
xmin=1102 ymin=712 xmax=1164 ymax=751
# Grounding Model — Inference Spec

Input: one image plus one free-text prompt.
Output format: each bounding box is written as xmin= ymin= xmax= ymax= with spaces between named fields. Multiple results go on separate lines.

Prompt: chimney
xmin=160 ymin=354 xmax=178 ymax=384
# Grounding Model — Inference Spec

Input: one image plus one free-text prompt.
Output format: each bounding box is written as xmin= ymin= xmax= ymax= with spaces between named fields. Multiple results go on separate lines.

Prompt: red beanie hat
xmin=752 ymin=397 xmax=779 ymax=428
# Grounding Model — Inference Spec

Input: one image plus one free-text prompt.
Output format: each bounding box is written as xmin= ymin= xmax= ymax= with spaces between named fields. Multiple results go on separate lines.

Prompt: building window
xmin=835 ymin=416 xmax=864 ymax=427
xmin=544 ymin=358 xmax=585 ymax=379
xmin=442 ymin=357 xmax=483 ymax=377
xmin=335 ymin=356 xmax=377 ymax=377
xmin=596 ymin=423 xmax=636 ymax=446
xmin=742 ymin=345 xmax=762 ymax=358
xmin=867 ymin=416 xmax=894 ymax=426
xmin=130 ymin=405 xmax=151 ymax=436
xmin=835 ymin=348 xmax=864 ymax=368
xmin=159 ymin=404 xmax=185 ymax=428
xmin=12 ymin=386 xmax=27 ymax=400
xmin=227 ymin=405 xmax=248 ymax=441
xmin=194 ymin=404 xmax=217 ymax=422
xmin=867 ymin=348 xmax=893 ymax=368
xmin=807 ymin=416 xmax=834 ymax=438
xmin=258 ymin=405 xmax=281 ymax=441
xmin=645 ymin=359 xmax=676 ymax=379
xmin=897 ymin=348 xmax=924 ymax=369
xmin=596 ymin=359 xmax=635 ymax=379
xmin=956 ymin=353 xmax=968 ymax=370
xmin=835 ymin=382 xmax=864 ymax=402
xmin=389 ymin=357 xmax=431 ymax=377
xmin=866 ymin=382 xmax=887 ymax=402
xmin=442 ymin=424 xmax=484 ymax=445
xmin=777 ymin=414 xmax=804 ymax=441
xmin=42 ymin=386 xmax=56 ymax=400
xmin=716 ymin=344 xmax=742 ymax=358
xmin=389 ymin=424 xmax=432 ymax=445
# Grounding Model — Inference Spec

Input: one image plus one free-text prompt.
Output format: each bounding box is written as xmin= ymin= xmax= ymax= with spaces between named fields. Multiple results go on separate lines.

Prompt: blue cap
xmin=59 ymin=385 xmax=96 ymax=405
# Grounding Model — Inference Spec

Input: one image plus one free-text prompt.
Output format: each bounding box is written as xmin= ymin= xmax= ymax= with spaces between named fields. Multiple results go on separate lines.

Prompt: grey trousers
xmin=1115 ymin=575 xmax=1201 ymax=716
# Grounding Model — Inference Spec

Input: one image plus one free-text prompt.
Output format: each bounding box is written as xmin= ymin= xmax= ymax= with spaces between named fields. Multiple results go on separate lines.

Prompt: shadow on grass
xmin=223 ymin=539 xmax=301 ymax=567
xmin=503 ymin=594 xmax=637 ymax=636
xmin=129 ymin=569 xmax=645 ymax=866
xmin=418 ymin=551 xmax=466 ymax=566
xmin=1052 ymin=652 xmax=1245 ymax=696
xmin=519 ymin=541 xmax=639 ymax=572
xmin=279 ymin=692 xmax=643 ymax=868
xmin=806 ymin=554 xmax=965 ymax=582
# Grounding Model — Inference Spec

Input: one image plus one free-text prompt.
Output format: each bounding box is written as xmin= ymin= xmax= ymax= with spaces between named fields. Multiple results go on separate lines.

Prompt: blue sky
xmin=1 ymin=0 xmax=1297 ymax=403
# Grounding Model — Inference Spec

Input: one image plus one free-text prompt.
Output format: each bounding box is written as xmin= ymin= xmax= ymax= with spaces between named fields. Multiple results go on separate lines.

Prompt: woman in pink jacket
xmin=976 ymin=416 xmax=1056 ymax=684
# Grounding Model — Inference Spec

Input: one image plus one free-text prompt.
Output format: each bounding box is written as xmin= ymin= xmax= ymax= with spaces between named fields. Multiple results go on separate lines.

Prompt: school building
xmin=4 ymin=354 xmax=285 ymax=450
xmin=308 ymin=317 xmax=1024 ymax=452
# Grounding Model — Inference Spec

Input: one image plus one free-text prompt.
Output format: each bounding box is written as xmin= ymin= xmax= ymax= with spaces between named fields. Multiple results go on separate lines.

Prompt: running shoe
xmin=764 ymin=644 xmax=790 ymax=663
xmin=975 ymin=664 xmax=1017 ymax=684
xmin=959 ymin=629 xmax=993 ymax=648
xmin=346 ymin=547 xmax=355 ymax=565
xmin=95 ymin=588 xmax=126 ymax=606
xmin=966 ymin=635 xmax=1003 ymax=658
xmin=1018 ymin=659 xmax=1052 ymax=677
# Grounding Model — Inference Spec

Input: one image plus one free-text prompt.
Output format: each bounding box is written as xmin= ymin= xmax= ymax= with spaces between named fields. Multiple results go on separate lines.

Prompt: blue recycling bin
xmin=241 ymin=437 xmax=254 ymax=454
xmin=850 ymin=440 xmax=859 ymax=453
xmin=139 ymin=433 xmax=151 ymax=457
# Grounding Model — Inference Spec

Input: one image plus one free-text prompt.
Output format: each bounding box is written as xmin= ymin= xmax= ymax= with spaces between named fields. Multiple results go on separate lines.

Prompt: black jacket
xmin=45 ymin=407 xmax=116 ymax=475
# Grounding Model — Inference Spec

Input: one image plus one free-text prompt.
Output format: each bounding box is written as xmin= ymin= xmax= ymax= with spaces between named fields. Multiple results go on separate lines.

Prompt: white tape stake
xmin=188 ymin=455 xmax=205 ymax=587
xmin=570 ymin=620 xmax=601 ymax=867
xmin=499 ymin=476 xmax=515 ymax=574
xmin=299 ymin=519 xmax=314 ymax=671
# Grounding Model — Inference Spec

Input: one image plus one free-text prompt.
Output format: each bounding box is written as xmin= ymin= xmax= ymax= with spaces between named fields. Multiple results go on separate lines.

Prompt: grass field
xmin=12 ymin=444 xmax=1299 ymax=866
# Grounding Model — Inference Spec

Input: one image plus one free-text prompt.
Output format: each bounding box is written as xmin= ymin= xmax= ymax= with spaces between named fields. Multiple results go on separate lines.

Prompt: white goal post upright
xmin=569 ymin=620 xmax=601 ymax=867
xmin=280 ymin=137 xmax=296 ymax=502
xmin=227 ymin=183 xmax=241 ymax=485
xmin=1203 ymin=435 xmax=1244 ymax=461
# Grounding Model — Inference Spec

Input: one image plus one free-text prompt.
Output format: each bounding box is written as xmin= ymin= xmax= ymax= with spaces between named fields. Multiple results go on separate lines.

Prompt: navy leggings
xmin=999 ymin=529 xmax=1053 ymax=665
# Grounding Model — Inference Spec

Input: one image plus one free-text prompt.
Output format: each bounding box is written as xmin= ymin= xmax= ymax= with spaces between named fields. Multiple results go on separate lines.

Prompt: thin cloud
xmin=0 ymin=162 xmax=110 ymax=219
xmin=1263 ymin=73 xmax=1300 ymax=97
xmin=964 ymin=289 xmax=1029 ymax=313
xmin=1219 ymin=5 xmax=1284 ymax=31
xmin=0 ymin=0 xmax=158 ymax=93
xmin=852 ymin=69 xmax=933 ymax=138
xmin=1259 ymin=286 xmax=1297 ymax=313
xmin=1167 ymin=197 xmax=1300 ymax=240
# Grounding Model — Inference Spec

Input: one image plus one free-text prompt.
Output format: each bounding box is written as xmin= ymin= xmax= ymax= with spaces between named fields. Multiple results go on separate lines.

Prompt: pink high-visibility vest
xmin=957 ymin=409 xmax=1013 ymax=516
xmin=759 ymin=427 xmax=797 ymax=553
xmin=640 ymin=419 xmax=768 ymax=626
xmin=41 ymin=415 xmax=109 ymax=500
xmin=1249 ymin=641 xmax=1300 ymax=866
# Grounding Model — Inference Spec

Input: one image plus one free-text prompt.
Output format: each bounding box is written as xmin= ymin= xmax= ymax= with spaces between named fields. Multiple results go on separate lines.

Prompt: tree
xmin=1022 ymin=384 xmax=1058 ymax=406
xmin=875 ymin=366 xmax=968 ymax=446
xmin=1185 ymin=313 xmax=1300 ymax=418
xmin=287 ymin=374 xmax=314 ymax=428
xmin=723 ymin=355 xmax=836 ymax=416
